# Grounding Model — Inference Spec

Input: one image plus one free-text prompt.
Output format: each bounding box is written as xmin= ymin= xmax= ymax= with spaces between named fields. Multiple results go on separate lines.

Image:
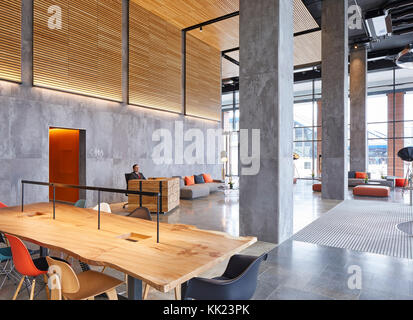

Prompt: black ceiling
xmin=302 ymin=0 xmax=413 ymax=55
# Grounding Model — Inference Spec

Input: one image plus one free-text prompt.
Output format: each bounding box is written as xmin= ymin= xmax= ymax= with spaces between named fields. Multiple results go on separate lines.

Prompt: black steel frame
xmin=21 ymin=180 xmax=161 ymax=243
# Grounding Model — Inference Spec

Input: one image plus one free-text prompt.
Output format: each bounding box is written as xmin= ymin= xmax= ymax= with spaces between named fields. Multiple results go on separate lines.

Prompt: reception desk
xmin=128 ymin=178 xmax=180 ymax=213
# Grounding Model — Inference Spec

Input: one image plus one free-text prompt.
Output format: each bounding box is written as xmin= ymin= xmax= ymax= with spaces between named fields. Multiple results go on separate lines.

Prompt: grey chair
xmin=182 ymin=253 xmax=268 ymax=300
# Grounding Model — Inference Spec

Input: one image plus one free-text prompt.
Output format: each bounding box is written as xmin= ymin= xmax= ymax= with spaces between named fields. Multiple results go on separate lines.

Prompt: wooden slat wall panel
xmin=129 ymin=2 xmax=181 ymax=113
xmin=33 ymin=0 xmax=122 ymax=102
xmin=0 ymin=0 xmax=21 ymax=82
xmin=186 ymin=34 xmax=221 ymax=121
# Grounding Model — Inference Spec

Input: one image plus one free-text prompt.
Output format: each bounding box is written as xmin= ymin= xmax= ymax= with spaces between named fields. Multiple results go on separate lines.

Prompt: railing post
xmin=53 ymin=185 xmax=56 ymax=220
xmin=157 ymin=194 xmax=160 ymax=243
xmin=21 ymin=181 xmax=24 ymax=212
xmin=98 ymin=190 xmax=101 ymax=230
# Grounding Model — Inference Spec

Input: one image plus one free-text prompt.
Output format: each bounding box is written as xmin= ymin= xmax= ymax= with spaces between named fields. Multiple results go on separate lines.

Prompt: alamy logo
xmin=151 ymin=121 xmax=261 ymax=176
xmin=348 ymin=5 xmax=363 ymax=30
xmin=48 ymin=5 xmax=62 ymax=30
xmin=347 ymin=265 xmax=362 ymax=290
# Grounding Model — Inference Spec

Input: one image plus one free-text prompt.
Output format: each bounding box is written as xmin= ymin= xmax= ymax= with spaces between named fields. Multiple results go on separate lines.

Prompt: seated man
xmin=130 ymin=164 xmax=146 ymax=180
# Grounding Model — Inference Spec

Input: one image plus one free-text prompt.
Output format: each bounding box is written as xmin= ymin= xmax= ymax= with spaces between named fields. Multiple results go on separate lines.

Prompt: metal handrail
xmin=21 ymin=180 xmax=161 ymax=243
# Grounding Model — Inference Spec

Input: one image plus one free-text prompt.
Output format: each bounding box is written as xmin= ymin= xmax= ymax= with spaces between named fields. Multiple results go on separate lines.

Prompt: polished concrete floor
xmin=2 ymin=180 xmax=413 ymax=300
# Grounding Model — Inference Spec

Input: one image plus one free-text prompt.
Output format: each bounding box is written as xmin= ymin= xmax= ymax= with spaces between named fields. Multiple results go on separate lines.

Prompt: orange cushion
xmin=184 ymin=176 xmax=195 ymax=186
xmin=353 ymin=186 xmax=390 ymax=197
xmin=203 ymin=174 xmax=214 ymax=183
xmin=355 ymin=172 xmax=368 ymax=179
xmin=396 ymin=179 xmax=407 ymax=187
xmin=312 ymin=184 xmax=322 ymax=192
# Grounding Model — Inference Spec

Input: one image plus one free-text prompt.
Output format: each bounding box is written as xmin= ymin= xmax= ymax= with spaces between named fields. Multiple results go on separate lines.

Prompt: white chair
xmin=92 ymin=203 xmax=112 ymax=213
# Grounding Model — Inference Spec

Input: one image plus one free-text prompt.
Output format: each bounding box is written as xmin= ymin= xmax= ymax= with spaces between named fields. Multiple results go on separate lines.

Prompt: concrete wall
xmin=0 ymin=81 xmax=221 ymax=207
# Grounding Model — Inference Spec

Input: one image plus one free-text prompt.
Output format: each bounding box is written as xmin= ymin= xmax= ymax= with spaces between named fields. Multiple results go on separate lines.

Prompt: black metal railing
xmin=21 ymin=180 xmax=161 ymax=243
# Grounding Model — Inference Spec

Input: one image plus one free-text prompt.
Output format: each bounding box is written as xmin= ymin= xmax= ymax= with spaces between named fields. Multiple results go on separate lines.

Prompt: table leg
xmin=39 ymin=247 xmax=49 ymax=257
xmin=127 ymin=275 xmax=142 ymax=300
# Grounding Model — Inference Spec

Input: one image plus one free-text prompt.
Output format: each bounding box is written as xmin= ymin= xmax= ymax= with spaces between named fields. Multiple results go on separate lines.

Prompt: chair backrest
xmin=46 ymin=256 xmax=80 ymax=295
xmin=185 ymin=253 xmax=268 ymax=300
xmin=5 ymin=234 xmax=40 ymax=276
xmin=128 ymin=207 xmax=152 ymax=221
xmin=0 ymin=203 xmax=7 ymax=244
xmin=74 ymin=199 xmax=86 ymax=208
xmin=92 ymin=203 xmax=111 ymax=213
xmin=125 ymin=173 xmax=133 ymax=196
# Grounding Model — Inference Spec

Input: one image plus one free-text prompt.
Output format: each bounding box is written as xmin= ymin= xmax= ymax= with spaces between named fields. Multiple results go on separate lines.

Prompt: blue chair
xmin=0 ymin=246 xmax=15 ymax=290
xmin=182 ymin=253 xmax=268 ymax=300
xmin=74 ymin=199 xmax=86 ymax=208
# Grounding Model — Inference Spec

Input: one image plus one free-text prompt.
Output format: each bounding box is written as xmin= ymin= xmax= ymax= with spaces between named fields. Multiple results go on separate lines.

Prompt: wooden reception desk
xmin=128 ymin=178 xmax=180 ymax=213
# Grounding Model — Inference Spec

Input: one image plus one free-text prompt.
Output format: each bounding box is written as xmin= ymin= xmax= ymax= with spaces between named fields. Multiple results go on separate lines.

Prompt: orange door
xmin=49 ymin=128 xmax=80 ymax=203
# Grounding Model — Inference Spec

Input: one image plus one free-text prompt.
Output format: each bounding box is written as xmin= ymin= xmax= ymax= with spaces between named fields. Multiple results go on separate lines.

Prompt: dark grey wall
xmin=0 ymin=81 xmax=221 ymax=207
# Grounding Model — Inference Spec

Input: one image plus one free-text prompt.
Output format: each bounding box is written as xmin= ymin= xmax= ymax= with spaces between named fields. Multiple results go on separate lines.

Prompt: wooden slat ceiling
xmin=0 ymin=0 xmax=21 ymax=82
xmin=131 ymin=0 xmax=322 ymax=79
xmin=33 ymin=0 xmax=123 ymax=102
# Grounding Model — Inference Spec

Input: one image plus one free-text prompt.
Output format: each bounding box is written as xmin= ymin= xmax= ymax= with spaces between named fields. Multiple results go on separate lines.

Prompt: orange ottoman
xmin=353 ymin=185 xmax=390 ymax=197
xmin=312 ymin=184 xmax=322 ymax=192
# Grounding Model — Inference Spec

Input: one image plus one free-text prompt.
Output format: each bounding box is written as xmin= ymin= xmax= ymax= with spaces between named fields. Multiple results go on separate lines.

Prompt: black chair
xmin=123 ymin=173 xmax=133 ymax=209
xmin=182 ymin=253 xmax=268 ymax=300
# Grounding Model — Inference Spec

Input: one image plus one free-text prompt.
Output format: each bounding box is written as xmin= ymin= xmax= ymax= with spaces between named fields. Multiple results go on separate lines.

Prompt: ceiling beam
xmin=182 ymin=11 xmax=239 ymax=32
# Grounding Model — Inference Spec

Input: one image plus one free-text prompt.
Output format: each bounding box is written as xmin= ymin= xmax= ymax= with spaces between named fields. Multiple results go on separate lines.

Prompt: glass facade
xmin=222 ymin=66 xmax=413 ymax=181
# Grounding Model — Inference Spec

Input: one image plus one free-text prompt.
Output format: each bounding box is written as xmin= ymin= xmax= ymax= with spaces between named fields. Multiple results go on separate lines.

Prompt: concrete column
xmin=239 ymin=0 xmax=294 ymax=244
xmin=388 ymin=92 xmax=405 ymax=177
xmin=321 ymin=0 xmax=349 ymax=200
xmin=122 ymin=0 xmax=129 ymax=104
xmin=21 ymin=0 xmax=33 ymax=86
xmin=350 ymin=48 xmax=368 ymax=172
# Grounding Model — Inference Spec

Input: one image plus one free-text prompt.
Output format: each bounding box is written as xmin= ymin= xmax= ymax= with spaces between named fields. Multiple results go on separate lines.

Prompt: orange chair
xmin=396 ymin=178 xmax=408 ymax=188
xmin=5 ymin=234 xmax=68 ymax=300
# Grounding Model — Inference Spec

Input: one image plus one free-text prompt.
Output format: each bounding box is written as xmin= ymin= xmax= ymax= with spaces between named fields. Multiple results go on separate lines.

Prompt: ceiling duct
xmin=365 ymin=10 xmax=393 ymax=38
xmin=396 ymin=45 xmax=413 ymax=69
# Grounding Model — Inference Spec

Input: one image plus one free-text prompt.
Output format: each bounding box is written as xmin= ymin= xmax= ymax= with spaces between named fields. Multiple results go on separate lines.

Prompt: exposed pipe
xmin=393 ymin=26 xmax=413 ymax=35
xmin=391 ymin=8 xmax=413 ymax=20
xmin=383 ymin=0 xmax=413 ymax=12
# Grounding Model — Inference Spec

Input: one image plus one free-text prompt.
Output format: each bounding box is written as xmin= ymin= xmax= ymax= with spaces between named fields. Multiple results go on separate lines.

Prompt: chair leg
xmin=143 ymin=283 xmax=150 ymax=300
xmin=13 ymin=276 xmax=25 ymax=300
xmin=175 ymin=286 xmax=181 ymax=300
xmin=105 ymin=289 xmax=118 ymax=300
xmin=29 ymin=279 xmax=36 ymax=300
xmin=43 ymin=274 xmax=50 ymax=300
xmin=101 ymin=266 xmax=107 ymax=273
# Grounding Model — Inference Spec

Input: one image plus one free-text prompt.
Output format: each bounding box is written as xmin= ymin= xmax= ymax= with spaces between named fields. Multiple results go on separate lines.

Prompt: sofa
xmin=347 ymin=171 xmax=394 ymax=188
xmin=175 ymin=176 xmax=224 ymax=200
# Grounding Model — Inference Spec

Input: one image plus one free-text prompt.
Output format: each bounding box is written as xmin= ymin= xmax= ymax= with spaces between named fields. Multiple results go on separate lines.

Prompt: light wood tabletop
xmin=0 ymin=203 xmax=257 ymax=296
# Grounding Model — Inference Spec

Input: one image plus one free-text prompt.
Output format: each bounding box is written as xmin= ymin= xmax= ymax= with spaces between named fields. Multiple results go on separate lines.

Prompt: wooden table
xmin=0 ymin=203 xmax=256 ymax=299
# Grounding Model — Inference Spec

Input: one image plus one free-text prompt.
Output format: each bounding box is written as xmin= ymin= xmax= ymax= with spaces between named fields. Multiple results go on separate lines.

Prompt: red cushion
xmin=203 ymin=174 xmax=214 ymax=183
xmin=184 ymin=176 xmax=195 ymax=186
xmin=396 ymin=179 xmax=407 ymax=188
xmin=0 ymin=202 xmax=7 ymax=208
xmin=355 ymin=172 xmax=368 ymax=179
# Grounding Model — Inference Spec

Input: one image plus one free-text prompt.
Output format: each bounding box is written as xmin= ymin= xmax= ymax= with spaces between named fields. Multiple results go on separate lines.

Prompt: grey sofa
xmin=175 ymin=176 xmax=224 ymax=200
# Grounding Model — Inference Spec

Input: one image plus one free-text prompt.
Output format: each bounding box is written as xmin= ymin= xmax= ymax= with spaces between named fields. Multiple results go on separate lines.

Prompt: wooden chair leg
xmin=43 ymin=274 xmax=50 ymax=300
xmin=143 ymin=283 xmax=150 ymax=300
xmin=29 ymin=279 xmax=36 ymax=300
xmin=13 ymin=276 xmax=25 ymax=300
xmin=174 ymin=286 xmax=181 ymax=300
xmin=106 ymin=289 xmax=118 ymax=300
